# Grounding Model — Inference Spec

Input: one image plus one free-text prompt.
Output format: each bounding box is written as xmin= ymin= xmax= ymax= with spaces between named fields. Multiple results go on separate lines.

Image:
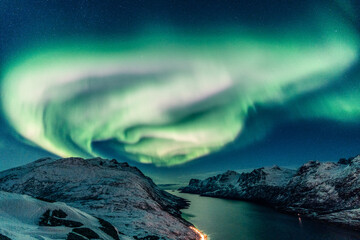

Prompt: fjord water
xmin=171 ymin=191 xmax=360 ymax=240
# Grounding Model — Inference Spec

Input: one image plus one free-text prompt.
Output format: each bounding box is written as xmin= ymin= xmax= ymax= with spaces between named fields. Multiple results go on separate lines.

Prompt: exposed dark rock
xmin=39 ymin=209 xmax=83 ymax=227
xmin=134 ymin=235 xmax=161 ymax=240
xmin=72 ymin=228 xmax=100 ymax=239
xmin=0 ymin=233 xmax=12 ymax=240
xmin=97 ymin=217 xmax=121 ymax=240
xmin=338 ymin=158 xmax=352 ymax=165
xmin=110 ymin=159 xmax=119 ymax=164
xmin=35 ymin=196 xmax=56 ymax=203
xmin=53 ymin=209 xmax=67 ymax=218
xmin=66 ymin=232 xmax=87 ymax=240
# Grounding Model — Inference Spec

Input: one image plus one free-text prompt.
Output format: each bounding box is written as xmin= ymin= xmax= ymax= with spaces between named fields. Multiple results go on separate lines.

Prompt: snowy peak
xmin=238 ymin=165 xmax=295 ymax=187
xmin=218 ymin=170 xmax=240 ymax=185
xmin=186 ymin=165 xmax=295 ymax=192
xmin=0 ymin=157 xmax=200 ymax=240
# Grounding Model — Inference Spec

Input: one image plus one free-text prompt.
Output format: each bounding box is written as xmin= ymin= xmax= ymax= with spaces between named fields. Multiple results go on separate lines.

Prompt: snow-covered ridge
xmin=0 ymin=191 xmax=120 ymax=240
xmin=0 ymin=157 xmax=201 ymax=240
xmin=181 ymin=155 xmax=360 ymax=230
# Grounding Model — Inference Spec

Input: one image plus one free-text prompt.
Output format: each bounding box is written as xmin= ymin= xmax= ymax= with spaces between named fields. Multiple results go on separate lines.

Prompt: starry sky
xmin=1 ymin=0 xmax=360 ymax=182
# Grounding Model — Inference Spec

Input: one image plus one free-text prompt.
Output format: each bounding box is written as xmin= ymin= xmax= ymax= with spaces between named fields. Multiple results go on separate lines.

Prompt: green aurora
xmin=1 ymin=10 xmax=360 ymax=166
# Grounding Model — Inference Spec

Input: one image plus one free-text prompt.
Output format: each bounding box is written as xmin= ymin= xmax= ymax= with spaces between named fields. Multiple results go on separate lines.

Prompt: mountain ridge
xmin=0 ymin=157 xmax=202 ymax=240
xmin=180 ymin=155 xmax=360 ymax=230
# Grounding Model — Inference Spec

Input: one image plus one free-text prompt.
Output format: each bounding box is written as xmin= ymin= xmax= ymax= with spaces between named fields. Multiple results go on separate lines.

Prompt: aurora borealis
xmin=1 ymin=1 xmax=360 ymax=174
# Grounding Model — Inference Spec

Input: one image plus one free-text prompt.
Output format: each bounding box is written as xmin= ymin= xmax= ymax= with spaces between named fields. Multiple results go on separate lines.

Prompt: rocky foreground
xmin=181 ymin=155 xmax=360 ymax=230
xmin=0 ymin=191 xmax=120 ymax=240
xmin=0 ymin=157 xmax=202 ymax=240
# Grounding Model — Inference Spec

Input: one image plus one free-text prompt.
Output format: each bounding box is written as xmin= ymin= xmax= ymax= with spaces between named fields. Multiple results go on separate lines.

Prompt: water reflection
xmin=171 ymin=191 xmax=360 ymax=240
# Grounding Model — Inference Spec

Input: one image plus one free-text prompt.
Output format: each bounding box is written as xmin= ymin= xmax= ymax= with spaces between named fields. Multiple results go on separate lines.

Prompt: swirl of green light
xmin=2 ymin=20 xmax=359 ymax=166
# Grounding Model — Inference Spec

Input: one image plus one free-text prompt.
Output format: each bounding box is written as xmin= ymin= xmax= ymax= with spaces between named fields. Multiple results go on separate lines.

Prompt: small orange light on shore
xmin=190 ymin=226 xmax=208 ymax=240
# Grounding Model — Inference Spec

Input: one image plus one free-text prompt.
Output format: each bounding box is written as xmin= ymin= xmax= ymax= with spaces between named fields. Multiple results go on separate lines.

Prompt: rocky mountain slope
xmin=0 ymin=157 xmax=201 ymax=240
xmin=181 ymin=155 xmax=360 ymax=230
xmin=0 ymin=191 xmax=120 ymax=240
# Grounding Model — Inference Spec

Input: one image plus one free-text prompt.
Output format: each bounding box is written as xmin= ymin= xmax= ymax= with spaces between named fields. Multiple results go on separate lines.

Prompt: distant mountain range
xmin=180 ymin=155 xmax=360 ymax=231
xmin=0 ymin=157 xmax=202 ymax=240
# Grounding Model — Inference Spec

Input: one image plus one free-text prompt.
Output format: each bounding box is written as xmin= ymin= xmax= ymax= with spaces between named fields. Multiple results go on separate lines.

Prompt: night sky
xmin=1 ymin=0 xmax=360 ymax=182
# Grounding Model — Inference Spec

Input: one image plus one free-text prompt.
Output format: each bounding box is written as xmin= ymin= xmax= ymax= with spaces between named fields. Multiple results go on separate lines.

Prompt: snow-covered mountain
xmin=181 ymin=155 xmax=360 ymax=230
xmin=181 ymin=166 xmax=296 ymax=203
xmin=0 ymin=157 xmax=201 ymax=240
xmin=0 ymin=191 xmax=120 ymax=240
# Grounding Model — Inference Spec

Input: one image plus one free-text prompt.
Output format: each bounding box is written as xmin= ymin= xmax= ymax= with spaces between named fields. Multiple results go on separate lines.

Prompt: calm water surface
xmin=171 ymin=191 xmax=360 ymax=240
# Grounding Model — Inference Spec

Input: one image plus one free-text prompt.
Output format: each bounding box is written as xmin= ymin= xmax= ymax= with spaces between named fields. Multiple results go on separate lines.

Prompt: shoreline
xmin=173 ymin=190 xmax=360 ymax=240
